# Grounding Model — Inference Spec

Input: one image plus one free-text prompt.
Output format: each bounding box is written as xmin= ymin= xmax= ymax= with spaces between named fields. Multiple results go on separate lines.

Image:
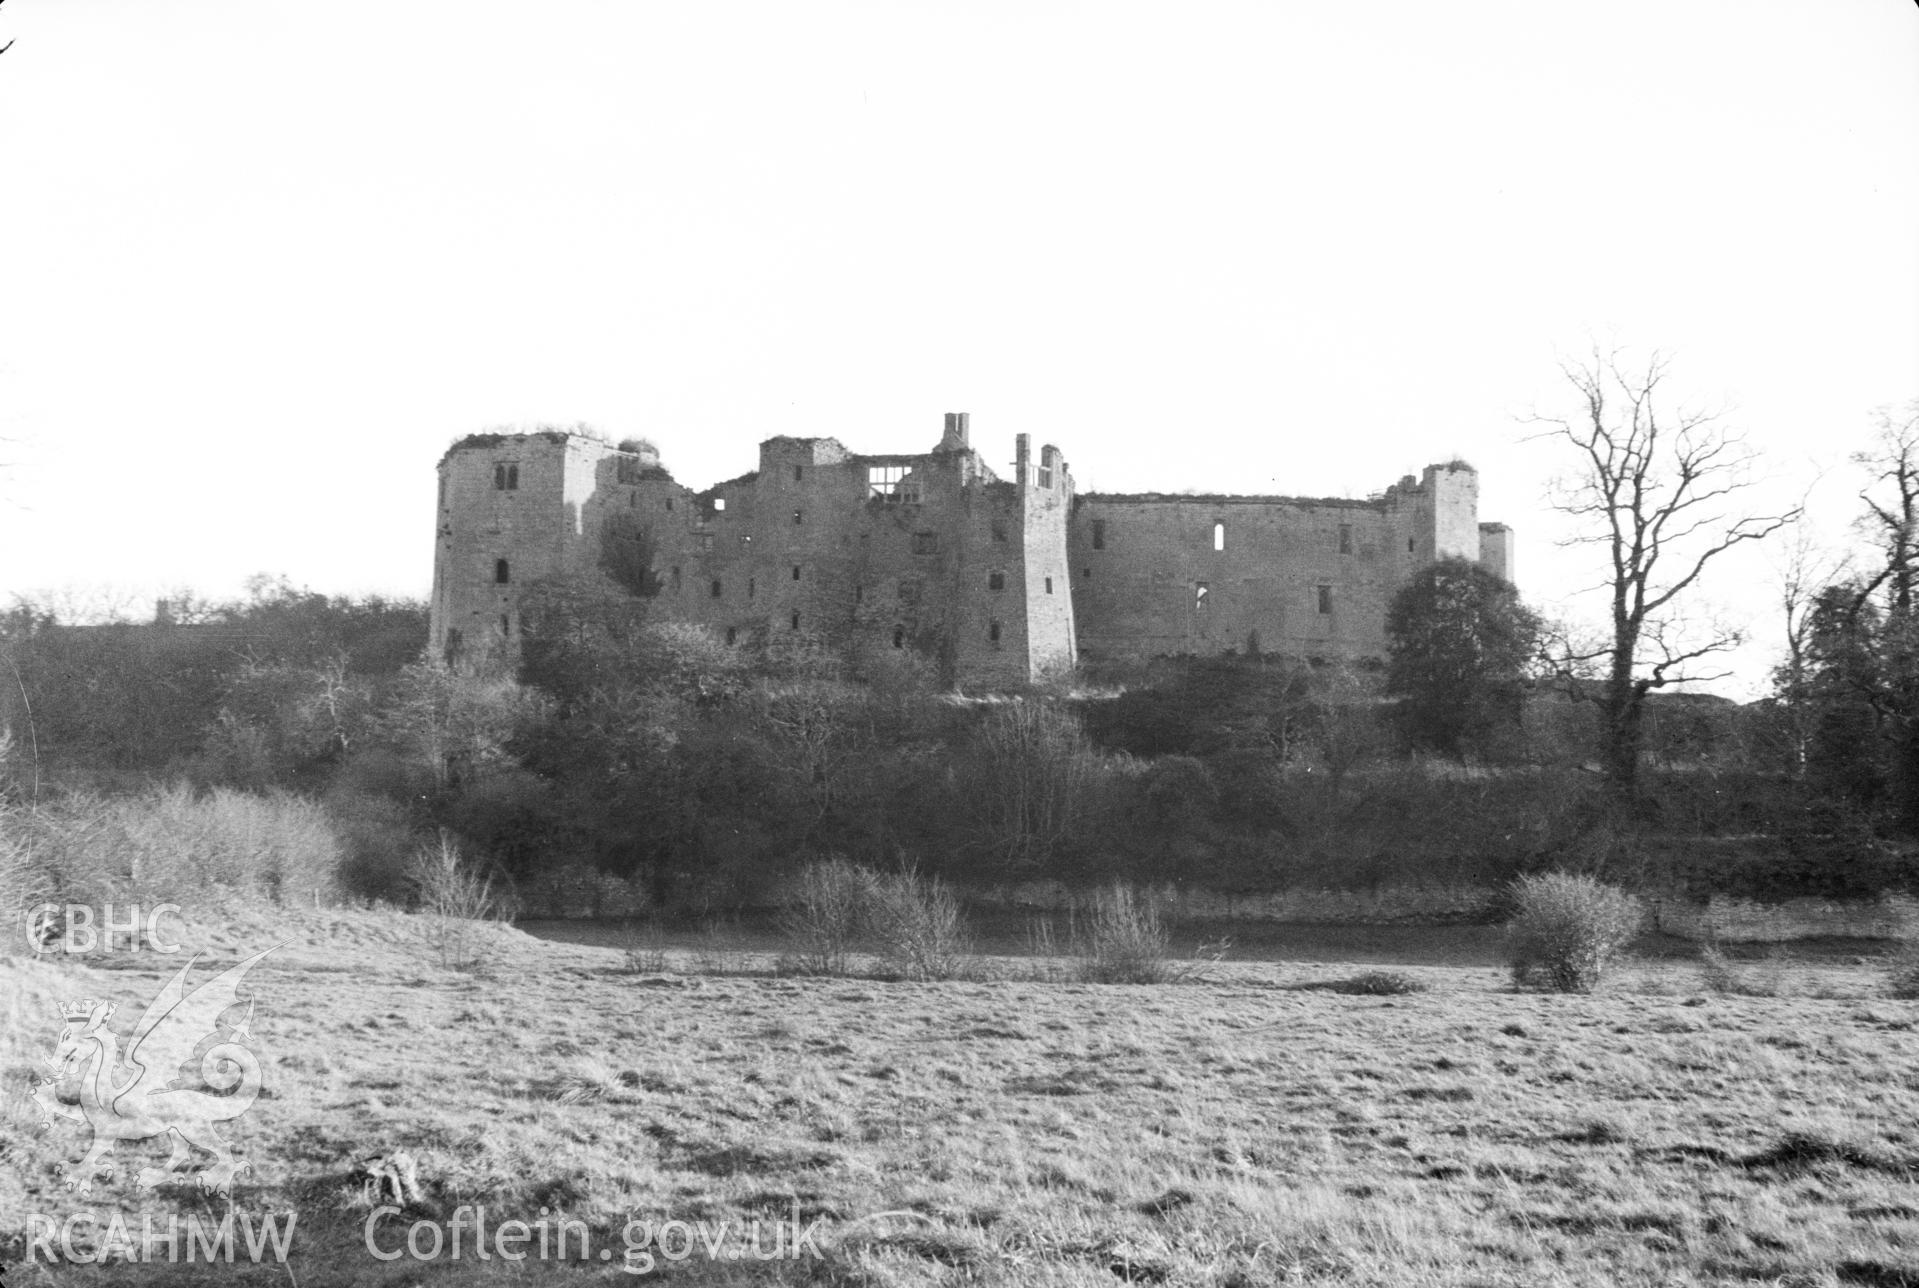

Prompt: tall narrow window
xmin=500 ymin=614 xmax=510 ymax=636
xmin=726 ymin=626 xmax=738 ymax=644
xmin=1339 ymin=524 xmax=1353 ymax=555
xmin=1407 ymin=537 xmax=1415 ymax=552
xmin=1317 ymin=585 xmax=1334 ymax=615
xmin=892 ymin=626 xmax=905 ymax=649
xmin=793 ymin=509 xmax=803 ymax=525
xmin=494 ymin=559 xmax=510 ymax=585
xmin=1213 ymin=522 xmax=1225 ymax=551
xmin=854 ymin=584 xmax=863 ymax=603
xmin=790 ymin=611 xmax=801 ymax=631
xmin=791 ymin=565 xmax=802 ymax=581
xmin=988 ymin=571 xmax=1006 ymax=591
xmin=1195 ymin=582 xmax=1210 ymax=610
xmin=1092 ymin=519 xmax=1106 ymax=550
xmin=1044 ymin=576 xmax=1054 ymax=594
xmin=710 ymin=579 xmax=723 ymax=598
xmin=793 ymin=465 xmax=803 ymax=482
xmin=989 ymin=619 xmax=1002 ymax=645
xmin=748 ymin=577 xmax=756 ymax=599
xmin=494 ymin=463 xmax=519 ymax=490
xmin=671 ymin=566 xmax=681 ymax=592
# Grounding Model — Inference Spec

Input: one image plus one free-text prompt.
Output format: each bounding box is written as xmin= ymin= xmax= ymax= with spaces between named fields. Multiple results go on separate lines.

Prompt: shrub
xmin=0 ymin=805 xmax=42 ymax=957
xmin=778 ymin=858 xmax=877 ymax=976
xmin=1336 ymin=969 xmax=1427 ymax=996
xmin=327 ymin=790 xmax=421 ymax=905
xmin=690 ymin=918 xmax=751 ymax=975
xmin=1505 ymin=872 xmax=1643 ymax=993
xmin=16 ymin=784 xmax=342 ymax=909
xmin=1075 ymin=882 xmax=1172 ymax=984
xmin=408 ymin=832 xmax=500 ymax=969
xmin=869 ymin=867 xmax=973 ymax=981
xmin=1698 ymin=942 xmax=1786 ymax=997
xmin=1885 ymin=942 xmax=1919 ymax=999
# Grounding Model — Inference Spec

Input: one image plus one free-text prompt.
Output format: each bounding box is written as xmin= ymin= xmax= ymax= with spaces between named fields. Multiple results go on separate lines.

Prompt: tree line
xmin=3 ymin=357 xmax=1917 ymax=913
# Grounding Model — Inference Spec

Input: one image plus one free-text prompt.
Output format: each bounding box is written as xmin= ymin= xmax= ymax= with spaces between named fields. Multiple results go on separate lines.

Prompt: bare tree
xmin=1828 ymin=401 xmax=1919 ymax=818
xmin=1769 ymin=520 xmax=1850 ymax=778
xmin=1852 ymin=402 xmax=1919 ymax=619
xmin=1530 ymin=348 xmax=1799 ymax=795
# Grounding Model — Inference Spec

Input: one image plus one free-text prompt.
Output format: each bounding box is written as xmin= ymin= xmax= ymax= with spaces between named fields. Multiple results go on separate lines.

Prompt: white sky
xmin=1 ymin=0 xmax=1915 ymax=694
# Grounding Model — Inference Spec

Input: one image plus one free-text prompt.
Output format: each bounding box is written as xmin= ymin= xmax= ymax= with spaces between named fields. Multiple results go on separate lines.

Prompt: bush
xmin=1505 ymin=872 xmax=1643 ymax=993
xmin=15 ymin=783 xmax=342 ymax=909
xmin=0 ymin=806 xmax=43 ymax=957
xmin=516 ymin=862 xmax=650 ymax=920
xmin=869 ymin=867 xmax=973 ymax=981
xmin=327 ymin=790 xmax=421 ymax=905
xmin=1075 ymin=882 xmax=1172 ymax=984
xmin=778 ymin=858 xmax=877 ymax=976
xmin=1885 ymin=942 xmax=1919 ymax=999
xmin=408 ymin=832 xmax=500 ymax=968
xmin=1335 ymin=969 xmax=1427 ymax=996
xmin=1697 ymin=942 xmax=1786 ymax=998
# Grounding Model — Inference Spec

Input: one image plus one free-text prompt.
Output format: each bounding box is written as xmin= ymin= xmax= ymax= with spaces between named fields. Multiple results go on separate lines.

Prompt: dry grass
xmin=5 ymin=910 xmax=1919 ymax=1285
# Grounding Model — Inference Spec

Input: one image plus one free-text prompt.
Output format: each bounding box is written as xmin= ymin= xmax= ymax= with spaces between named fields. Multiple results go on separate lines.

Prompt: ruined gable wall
xmin=1069 ymin=485 xmax=1433 ymax=663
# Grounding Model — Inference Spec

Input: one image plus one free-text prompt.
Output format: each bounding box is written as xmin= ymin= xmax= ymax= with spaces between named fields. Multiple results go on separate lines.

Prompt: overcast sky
xmin=1 ymin=1 xmax=1914 ymax=693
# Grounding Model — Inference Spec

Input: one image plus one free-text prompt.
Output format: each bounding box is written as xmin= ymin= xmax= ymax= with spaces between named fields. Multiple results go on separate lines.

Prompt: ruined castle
xmin=428 ymin=414 xmax=1512 ymax=685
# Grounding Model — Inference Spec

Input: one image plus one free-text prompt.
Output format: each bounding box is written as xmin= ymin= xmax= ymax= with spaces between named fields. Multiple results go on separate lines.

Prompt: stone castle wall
xmin=1067 ymin=462 xmax=1486 ymax=664
xmin=433 ymin=416 xmax=1079 ymax=684
xmin=430 ymin=418 xmax=1510 ymax=684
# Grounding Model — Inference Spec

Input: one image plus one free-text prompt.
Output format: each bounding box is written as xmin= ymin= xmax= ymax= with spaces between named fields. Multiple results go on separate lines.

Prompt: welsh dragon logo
xmin=28 ymin=949 xmax=274 ymax=1197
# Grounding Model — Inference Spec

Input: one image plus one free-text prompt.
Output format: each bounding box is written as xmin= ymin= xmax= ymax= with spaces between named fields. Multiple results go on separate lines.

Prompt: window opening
xmin=867 ymin=464 xmax=908 ymax=500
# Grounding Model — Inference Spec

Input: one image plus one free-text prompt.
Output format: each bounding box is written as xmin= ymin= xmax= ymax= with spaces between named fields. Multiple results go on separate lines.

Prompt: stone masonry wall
xmin=433 ymin=419 xmax=1077 ymax=683
xmin=432 ymin=421 xmax=1508 ymax=683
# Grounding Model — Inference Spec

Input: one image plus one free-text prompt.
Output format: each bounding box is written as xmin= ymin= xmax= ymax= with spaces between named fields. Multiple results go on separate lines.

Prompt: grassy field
xmin=5 ymin=909 xmax=1919 ymax=1286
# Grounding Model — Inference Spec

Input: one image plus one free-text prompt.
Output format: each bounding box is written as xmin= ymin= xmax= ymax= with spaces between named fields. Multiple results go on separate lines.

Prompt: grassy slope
xmin=4 ymin=913 xmax=1919 ymax=1286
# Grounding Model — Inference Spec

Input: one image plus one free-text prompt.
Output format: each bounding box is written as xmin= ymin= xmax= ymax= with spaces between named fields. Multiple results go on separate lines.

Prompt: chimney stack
xmin=1015 ymin=433 xmax=1031 ymax=484
xmin=941 ymin=411 xmax=970 ymax=451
